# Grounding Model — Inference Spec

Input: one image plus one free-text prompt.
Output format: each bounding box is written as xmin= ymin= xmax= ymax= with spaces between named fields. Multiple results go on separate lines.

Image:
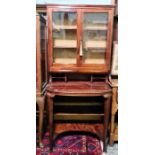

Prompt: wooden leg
xmin=47 ymin=94 xmax=54 ymax=152
xmin=36 ymin=96 xmax=45 ymax=148
xmin=103 ymin=94 xmax=111 ymax=152
xmin=109 ymin=87 xmax=118 ymax=145
xmin=109 ymin=115 xmax=115 ymax=145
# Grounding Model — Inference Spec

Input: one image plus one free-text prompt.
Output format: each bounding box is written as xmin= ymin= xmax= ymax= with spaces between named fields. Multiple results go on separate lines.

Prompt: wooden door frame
xmin=47 ymin=7 xmax=79 ymax=69
xmin=79 ymin=8 xmax=114 ymax=71
xmin=47 ymin=5 xmax=114 ymax=73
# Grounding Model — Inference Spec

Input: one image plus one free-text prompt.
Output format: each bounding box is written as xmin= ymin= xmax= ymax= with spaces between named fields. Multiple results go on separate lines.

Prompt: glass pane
xmin=52 ymin=12 xmax=77 ymax=64
xmin=82 ymin=12 xmax=108 ymax=64
xmin=53 ymin=48 xmax=76 ymax=64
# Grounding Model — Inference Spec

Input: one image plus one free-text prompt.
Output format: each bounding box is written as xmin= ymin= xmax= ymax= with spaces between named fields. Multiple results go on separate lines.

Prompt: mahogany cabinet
xmin=45 ymin=4 xmax=115 ymax=153
xmin=47 ymin=5 xmax=114 ymax=73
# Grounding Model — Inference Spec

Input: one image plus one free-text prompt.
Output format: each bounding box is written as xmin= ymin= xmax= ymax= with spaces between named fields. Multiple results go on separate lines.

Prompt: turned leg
xmin=103 ymin=94 xmax=111 ymax=152
xmin=47 ymin=94 xmax=54 ymax=152
xmin=36 ymin=96 xmax=45 ymax=148
xmin=109 ymin=87 xmax=118 ymax=145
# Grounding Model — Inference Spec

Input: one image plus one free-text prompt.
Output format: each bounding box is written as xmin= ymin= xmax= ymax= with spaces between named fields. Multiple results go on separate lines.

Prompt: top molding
xmin=36 ymin=0 xmax=115 ymax=5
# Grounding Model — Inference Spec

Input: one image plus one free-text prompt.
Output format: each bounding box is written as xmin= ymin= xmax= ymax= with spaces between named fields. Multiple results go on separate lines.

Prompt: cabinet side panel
xmin=36 ymin=15 xmax=42 ymax=95
xmin=47 ymin=8 xmax=53 ymax=71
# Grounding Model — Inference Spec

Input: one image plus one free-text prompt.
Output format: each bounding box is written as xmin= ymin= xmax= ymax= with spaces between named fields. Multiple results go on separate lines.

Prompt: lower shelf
xmin=54 ymin=113 xmax=104 ymax=121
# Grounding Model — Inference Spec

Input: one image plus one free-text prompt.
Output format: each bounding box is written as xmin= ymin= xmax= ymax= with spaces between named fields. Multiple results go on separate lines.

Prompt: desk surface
xmin=46 ymin=82 xmax=111 ymax=96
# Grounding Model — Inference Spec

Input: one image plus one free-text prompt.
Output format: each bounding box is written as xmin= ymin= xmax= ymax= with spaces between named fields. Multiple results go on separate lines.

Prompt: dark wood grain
xmin=53 ymin=123 xmax=104 ymax=140
xmin=46 ymin=81 xmax=111 ymax=97
xmin=47 ymin=94 xmax=54 ymax=149
xmin=103 ymin=94 xmax=111 ymax=152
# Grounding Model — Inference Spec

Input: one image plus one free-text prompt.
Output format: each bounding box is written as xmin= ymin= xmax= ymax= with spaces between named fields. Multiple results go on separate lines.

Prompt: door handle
xmin=80 ymin=40 xmax=83 ymax=56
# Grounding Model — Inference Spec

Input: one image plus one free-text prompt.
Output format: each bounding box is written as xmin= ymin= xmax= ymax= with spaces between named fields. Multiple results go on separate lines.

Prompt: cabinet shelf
xmin=83 ymin=59 xmax=105 ymax=64
xmin=84 ymin=40 xmax=106 ymax=49
xmin=84 ymin=47 xmax=106 ymax=50
xmin=54 ymin=113 xmax=104 ymax=121
xmin=84 ymin=25 xmax=107 ymax=30
xmin=54 ymin=39 xmax=77 ymax=48
xmin=84 ymin=49 xmax=106 ymax=53
xmin=54 ymin=47 xmax=77 ymax=49
xmin=54 ymin=102 xmax=102 ymax=106
xmin=53 ymin=25 xmax=77 ymax=30
xmin=54 ymin=58 xmax=76 ymax=64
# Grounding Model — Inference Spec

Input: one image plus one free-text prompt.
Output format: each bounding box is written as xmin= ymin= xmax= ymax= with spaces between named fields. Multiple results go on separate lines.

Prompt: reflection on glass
xmin=52 ymin=12 xmax=77 ymax=64
xmin=82 ymin=13 xmax=108 ymax=64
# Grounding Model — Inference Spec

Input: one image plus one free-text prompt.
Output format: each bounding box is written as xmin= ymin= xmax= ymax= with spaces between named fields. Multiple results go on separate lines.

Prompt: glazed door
xmin=48 ymin=7 xmax=113 ymax=73
xmin=80 ymin=9 xmax=113 ymax=68
xmin=48 ymin=9 xmax=79 ymax=66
